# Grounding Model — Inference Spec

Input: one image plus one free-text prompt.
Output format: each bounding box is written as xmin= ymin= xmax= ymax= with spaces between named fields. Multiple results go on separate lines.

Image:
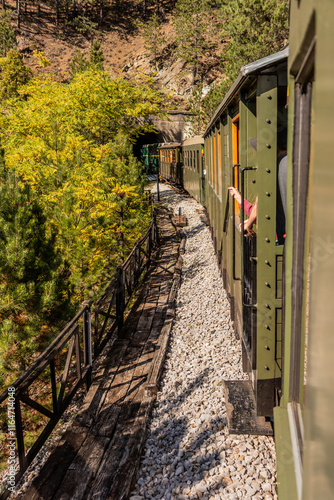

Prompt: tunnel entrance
xmin=133 ymin=130 xmax=162 ymax=161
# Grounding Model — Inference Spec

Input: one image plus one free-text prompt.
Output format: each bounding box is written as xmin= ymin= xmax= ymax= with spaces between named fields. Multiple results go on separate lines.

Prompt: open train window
xmin=214 ymin=132 xmax=217 ymax=190
xmin=218 ymin=129 xmax=222 ymax=196
xmin=232 ymin=114 xmax=240 ymax=215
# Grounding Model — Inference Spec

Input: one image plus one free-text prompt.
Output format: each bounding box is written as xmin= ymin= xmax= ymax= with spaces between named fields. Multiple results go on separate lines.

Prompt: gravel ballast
xmin=130 ymin=183 xmax=277 ymax=500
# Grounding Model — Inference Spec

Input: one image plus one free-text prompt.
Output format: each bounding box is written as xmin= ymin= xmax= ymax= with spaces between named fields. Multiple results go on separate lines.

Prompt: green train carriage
xmin=274 ymin=1 xmax=334 ymax=499
xmin=140 ymin=143 xmax=160 ymax=175
xmin=158 ymin=143 xmax=183 ymax=185
xmin=182 ymin=136 xmax=205 ymax=204
xmin=144 ymin=6 xmax=334 ymax=493
xmin=203 ymin=48 xmax=289 ymax=422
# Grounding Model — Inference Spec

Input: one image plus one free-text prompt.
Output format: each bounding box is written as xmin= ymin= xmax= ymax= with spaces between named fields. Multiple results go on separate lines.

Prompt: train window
xmin=214 ymin=133 xmax=217 ymax=189
xmin=218 ymin=129 xmax=222 ymax=196
xmin=232 ymin=114 xmax=240 ymax=215
xmin=197 ymin=150 xmax=200 ymax=173
xmin=210 ymin=134 xmax=214 ymax=184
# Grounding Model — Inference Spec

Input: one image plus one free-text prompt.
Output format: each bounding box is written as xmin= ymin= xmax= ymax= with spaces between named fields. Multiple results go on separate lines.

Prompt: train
xmin=141 ymin=1 xmax=334 ymax=498
xmin=140 ymin=143 xmax=160 ymax=176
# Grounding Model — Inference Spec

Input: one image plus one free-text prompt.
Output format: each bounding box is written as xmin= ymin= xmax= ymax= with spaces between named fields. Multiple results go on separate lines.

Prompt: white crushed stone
xmin=130 ymin=182 xmax=277 ymax=500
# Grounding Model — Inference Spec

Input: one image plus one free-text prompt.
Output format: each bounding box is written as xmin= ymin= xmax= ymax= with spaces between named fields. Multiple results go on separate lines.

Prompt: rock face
xmin=146 ymin=112 xmax=193 ymax=143
xmin=130 ymin=183 xmax=278 ymax=500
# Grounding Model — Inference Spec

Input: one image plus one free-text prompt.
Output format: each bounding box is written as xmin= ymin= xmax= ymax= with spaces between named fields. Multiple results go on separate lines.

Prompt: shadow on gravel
xmin=134 ymin=368 xmax=229 ymax=500
xmin=182 ymin=259 xmax=207 ymax=280
xmin=185 ymin=223 xmax=206 ymax=239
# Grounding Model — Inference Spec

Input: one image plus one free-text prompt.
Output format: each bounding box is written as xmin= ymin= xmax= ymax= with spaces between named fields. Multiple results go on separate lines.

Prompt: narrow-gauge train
xmin=154 ymin=1 xmax=334 ymax=497
xmin=140 ymin=143 xmax=160 ymax=175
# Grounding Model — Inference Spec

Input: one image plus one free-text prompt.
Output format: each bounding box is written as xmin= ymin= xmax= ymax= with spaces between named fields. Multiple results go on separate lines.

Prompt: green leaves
xmin=221 ymin=0 xmax=288 ymax=75
xmin=136 ymin=13 xmax=167 ymax=70
xmin=0 ymin=69 xmax=163 ymax=298
xmin=173 ymin=0 xmax=218 ymax=83
xmin=0 ymin=9 xmax=16 ymax=57
xmin=0 ymin=67 xmax=164 ymax=381
xmin=0 ymin=50 xmax=32 ymax=100
xmin=200 ymin=0 xmax=289 ymax=125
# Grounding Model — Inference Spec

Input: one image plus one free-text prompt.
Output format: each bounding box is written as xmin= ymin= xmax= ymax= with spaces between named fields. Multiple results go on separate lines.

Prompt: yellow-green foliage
xmin=0 ymin=49 xmax=32 ymax=99
xmin=0 ymin=68 xmax=166 ymax=387
xmin=0 ymin=68 xmax=165 ymax=318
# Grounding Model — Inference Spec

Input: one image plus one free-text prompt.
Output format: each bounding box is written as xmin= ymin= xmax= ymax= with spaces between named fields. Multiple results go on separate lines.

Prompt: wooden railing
xmin=93 ymin=215 xmax=158 ymax=357
xmin=0 ymin=212 xmax=158 ymax=499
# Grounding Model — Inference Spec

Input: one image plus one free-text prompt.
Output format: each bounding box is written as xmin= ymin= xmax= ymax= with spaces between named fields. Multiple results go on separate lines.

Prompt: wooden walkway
xmin=22 ymin=208 xmax=185 ymax=500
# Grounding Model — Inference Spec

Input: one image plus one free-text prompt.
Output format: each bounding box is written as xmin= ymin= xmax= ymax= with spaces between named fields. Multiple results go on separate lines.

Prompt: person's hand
xmin=243 ymin=218 xmax=254 ymax=234
xmin=239 ymin=219 xmax=249 ymax=231
xmin=228 ymin=186 xmax=242 ymax=204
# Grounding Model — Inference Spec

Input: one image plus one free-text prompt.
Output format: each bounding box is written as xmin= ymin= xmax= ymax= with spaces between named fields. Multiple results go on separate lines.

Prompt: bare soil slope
xmin=7 ymin=0 xmax=224 ymax=103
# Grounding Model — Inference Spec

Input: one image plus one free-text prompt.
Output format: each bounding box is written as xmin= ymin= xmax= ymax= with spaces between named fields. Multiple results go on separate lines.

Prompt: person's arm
xmin=228 ymin=186 xmax=254 ymax=216
xmin=228 ymin=186 xmax=242 ymax=204
xmin=243 ymin=197 xmax=258 ymax=233
xmin=243 ymin=199 xmax=253 ymax=216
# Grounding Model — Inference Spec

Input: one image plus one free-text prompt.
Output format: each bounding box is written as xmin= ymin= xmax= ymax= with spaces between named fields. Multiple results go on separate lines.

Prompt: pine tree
xmin=70 ymin=39 xmax=104 ymax=77
xmin=70 ymin=50 xmax=90 ymax=77
xmin=0 ymin=70 xmax=166 ymax=297
xmin=89 ymin=38 xmax=104 ymax=71
xmin=173 ymin=0 xmax=218 ymax=84
xmin=0 ymin=49 xmax=32 ymax=100
xmin=136 ymin=13 xmax=166 ymax=70
xmin=0 ymin=173 xmax=74 ymax=382
xmin=0 ymin=10 xmax=16 ymax=57
xmin=202 ymin=0 xmax=289 ymax=122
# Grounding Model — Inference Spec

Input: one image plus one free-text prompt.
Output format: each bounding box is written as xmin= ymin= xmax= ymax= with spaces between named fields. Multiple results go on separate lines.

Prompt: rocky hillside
xmin=7 ymin=0 xmax=225 ymax=109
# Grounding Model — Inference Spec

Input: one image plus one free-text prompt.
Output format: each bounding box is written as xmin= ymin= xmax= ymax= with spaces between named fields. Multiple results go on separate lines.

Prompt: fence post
xmin=83 ymin=300 xmax=93 ymax=389
xmin=134 ymin=246 xmax=140 ymax=287
xmin=147 ymin=226 xmax=152 ymax=269
xmin=93 ymin=305 xmax=99 ymax=359
xmin=116 ymin=266 xmax=125 ymax=334
xmin=153 ymin=211 xmax=158 ymax=247
xmin=15 ymin=399 xmax=26 ymax=472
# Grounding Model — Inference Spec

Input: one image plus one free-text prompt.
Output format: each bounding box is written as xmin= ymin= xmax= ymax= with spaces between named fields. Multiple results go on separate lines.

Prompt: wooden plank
xmin=90 ymin=346 xmax=142 ymax=436
xmin=20 ymin=206 xmax=182 ymax=500
xmin=117 ymin=285 xmax=150 ymax=340
xmin=53 ymin=434 xmax=110 ymax=500
xmin=74 ymin=339 xmax=130 ymax=429
xmin=144 ymin=308 xmax=175 ymax=396
xmin=106 ymin=398 xmax=155 ymax=500
xmin=87 ymin=404 xmax=139 ymax=500
xmin=123 ymin=340 xmax=157 ymax=405
xmin=21 ymin=426 xmax=88 ymax=500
